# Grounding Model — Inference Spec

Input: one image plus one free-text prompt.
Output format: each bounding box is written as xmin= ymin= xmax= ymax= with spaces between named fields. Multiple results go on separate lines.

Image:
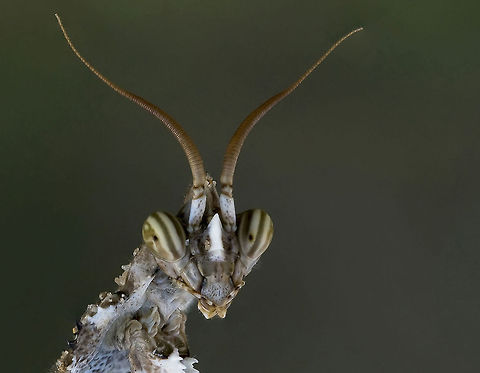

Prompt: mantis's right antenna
xmin=54 ymin=14 xmax=207 ymax=191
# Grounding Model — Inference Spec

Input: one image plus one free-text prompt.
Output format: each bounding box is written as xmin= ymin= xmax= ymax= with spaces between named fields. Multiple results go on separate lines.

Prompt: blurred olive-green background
xmin=2 ymin=0 xmax=480 ymax=372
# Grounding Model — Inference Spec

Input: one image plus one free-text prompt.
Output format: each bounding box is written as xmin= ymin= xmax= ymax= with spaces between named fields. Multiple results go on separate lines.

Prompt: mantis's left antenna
xmin=220 ymin=27 xmax=364 ymax=195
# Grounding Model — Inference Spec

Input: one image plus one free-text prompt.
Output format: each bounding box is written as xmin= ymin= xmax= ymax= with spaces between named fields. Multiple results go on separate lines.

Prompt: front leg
xmin=124 ymin=318 xmax=196 ymax=373
xmin=124 ymin=320 xmax=157 ymax=372
xmin=154 ymin=310 xmax=189 ymax=358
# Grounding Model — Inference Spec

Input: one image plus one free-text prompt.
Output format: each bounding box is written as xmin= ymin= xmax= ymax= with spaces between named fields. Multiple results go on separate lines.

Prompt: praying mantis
xmin=52 ymin=14 xmax=363 ymax=373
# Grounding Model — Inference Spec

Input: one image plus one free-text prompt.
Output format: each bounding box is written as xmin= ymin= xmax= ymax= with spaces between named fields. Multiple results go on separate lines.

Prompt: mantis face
xmin=142 ymin=199 xmax=273 ymax=319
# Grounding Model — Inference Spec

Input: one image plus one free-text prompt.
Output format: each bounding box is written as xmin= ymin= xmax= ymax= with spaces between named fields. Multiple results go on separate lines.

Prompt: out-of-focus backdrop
xmin=2 ymin=1 xmax=479 ymax=372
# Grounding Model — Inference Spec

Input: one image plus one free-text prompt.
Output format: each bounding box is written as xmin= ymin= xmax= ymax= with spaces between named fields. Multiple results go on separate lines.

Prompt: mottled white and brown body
xmin=54 ymin=246 xmax=196 ymax=373
xmin=53 ymin=14 xmax=362 ymax=373
xmin=53 ymin=178 xmax=272 ymax=373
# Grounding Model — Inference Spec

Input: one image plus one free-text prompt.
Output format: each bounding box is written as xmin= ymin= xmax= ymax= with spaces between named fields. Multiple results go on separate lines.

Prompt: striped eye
xmin=237 ymin=209 xmax=274 ymax=260
xmin=142 ymin=211 xmax=187 ymax=262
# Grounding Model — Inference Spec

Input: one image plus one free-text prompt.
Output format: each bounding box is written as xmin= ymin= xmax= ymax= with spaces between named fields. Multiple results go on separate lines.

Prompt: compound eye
xmin=237 ymin=209 xmax=274 ymax=260
xmin=142 ymin=211 xmax=187 ymax=262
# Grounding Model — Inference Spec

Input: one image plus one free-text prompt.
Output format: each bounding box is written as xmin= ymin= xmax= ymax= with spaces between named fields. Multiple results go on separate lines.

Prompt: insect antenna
xmin=54 ymin=14 xmax=207 ymax=190
xmin=220 ymin=27 xmax=364 ymax=194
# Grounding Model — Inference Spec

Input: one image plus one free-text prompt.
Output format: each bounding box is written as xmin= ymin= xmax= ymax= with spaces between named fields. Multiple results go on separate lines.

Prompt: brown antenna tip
xmin=220 ymin=27 xmax=364 ymax=190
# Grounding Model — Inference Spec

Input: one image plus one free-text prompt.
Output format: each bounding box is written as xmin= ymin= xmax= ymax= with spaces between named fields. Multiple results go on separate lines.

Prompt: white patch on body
xmin=151 ymin=349 xmax=199 ymax=373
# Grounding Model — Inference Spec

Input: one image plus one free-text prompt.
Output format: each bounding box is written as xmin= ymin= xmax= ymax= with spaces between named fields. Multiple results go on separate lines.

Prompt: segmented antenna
xmin=55 ymin=14 xmax=207 ymax=190
xmin=220 ymin=27 xmax=364 ymax=193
